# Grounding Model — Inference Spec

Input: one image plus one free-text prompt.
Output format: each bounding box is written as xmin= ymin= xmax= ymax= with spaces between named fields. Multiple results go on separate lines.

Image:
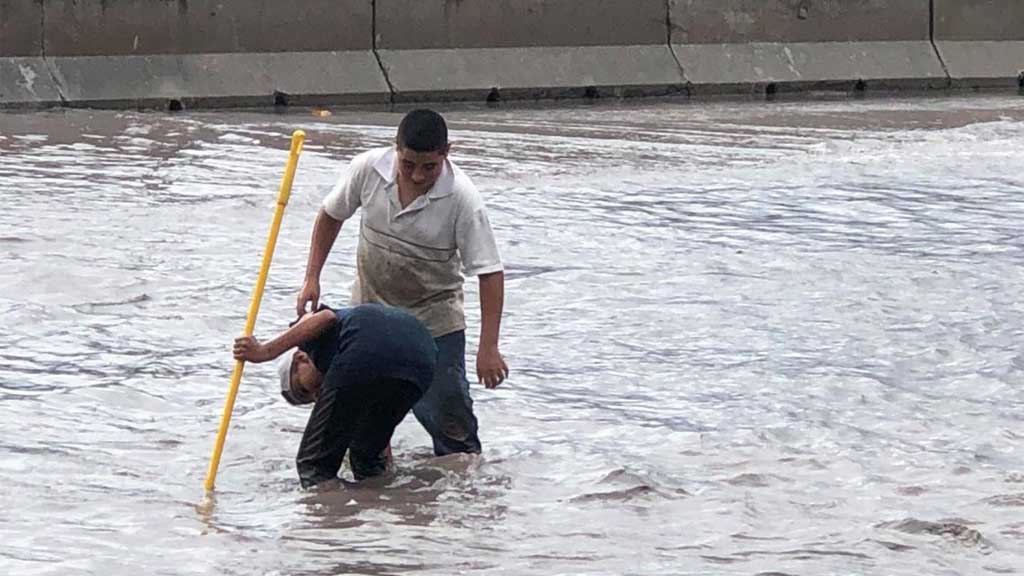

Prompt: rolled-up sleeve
xmin=322 ymin=156 xmax=365 ymax=222
xmin=456 ymin=204 xmax=503 ymax=277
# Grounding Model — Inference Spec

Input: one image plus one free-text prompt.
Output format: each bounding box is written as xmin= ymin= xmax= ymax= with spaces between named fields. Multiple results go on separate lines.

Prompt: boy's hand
xmin=296 ymin=279 xmax=321 ymax=316
xmin=233 ymin=336 xmax=271 ymax=363
xmin=476 ymin=345 xmax=508 ymax=389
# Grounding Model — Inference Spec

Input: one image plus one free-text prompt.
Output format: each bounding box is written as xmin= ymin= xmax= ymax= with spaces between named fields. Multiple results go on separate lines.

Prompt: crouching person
xmin=233 ymin=303 xmax=437 ymax=488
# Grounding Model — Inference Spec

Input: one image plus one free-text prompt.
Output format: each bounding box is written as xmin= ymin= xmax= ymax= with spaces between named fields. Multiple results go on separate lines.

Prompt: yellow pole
xmin=203 ymin=130 xmax=306 ymax=493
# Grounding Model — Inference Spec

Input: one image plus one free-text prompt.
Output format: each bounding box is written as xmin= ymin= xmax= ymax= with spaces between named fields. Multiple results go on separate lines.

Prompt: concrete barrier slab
xmin=1 ymin=0 xmax=44 ymax=57
xmin=378 ymin=46 xmax=685 ymax=102
xmin=0 ymin=58 xmax=63 ymax=107
xmin=257 ymin=52 xmax=391 ymax=105
xmin=933 ymin=1 xmax=1024 ymax=41
xmin=376 ymin=0 xmax=668 ymax=49
xmin=935 ymin=42 xmax=1024 ymax=88
xmin=672 ymin=42 xmax=948 ymax=93
xmin=43 ymin=0 xmax=374 ymax=56
xmin=669 ymin=0 xmax=931 ymax=44
xmin=45 ymin=52 xmax=388 ymax=108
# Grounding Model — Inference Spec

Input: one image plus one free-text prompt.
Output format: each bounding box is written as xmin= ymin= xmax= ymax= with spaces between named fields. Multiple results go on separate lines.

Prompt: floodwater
xmin=1 ymin=95 xmax=1023 ymax=575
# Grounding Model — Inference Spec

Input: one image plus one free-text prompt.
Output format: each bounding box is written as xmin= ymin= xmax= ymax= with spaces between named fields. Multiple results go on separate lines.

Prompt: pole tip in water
xmin=196 ymin=491 xmax=217 ymax=519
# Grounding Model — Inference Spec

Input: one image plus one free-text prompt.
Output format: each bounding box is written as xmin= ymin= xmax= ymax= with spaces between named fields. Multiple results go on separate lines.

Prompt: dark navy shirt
xmin=299 ymin=304 xmax=437 ymax=392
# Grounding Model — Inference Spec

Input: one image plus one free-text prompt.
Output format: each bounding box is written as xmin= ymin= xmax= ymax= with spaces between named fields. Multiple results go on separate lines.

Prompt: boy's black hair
xmin=397 ymin=109 xmax=448 ymax=153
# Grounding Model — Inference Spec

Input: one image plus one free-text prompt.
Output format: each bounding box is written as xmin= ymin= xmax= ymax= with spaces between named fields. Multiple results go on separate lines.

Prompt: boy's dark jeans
xmin=412 ymin=330 xmax=482 ymax=455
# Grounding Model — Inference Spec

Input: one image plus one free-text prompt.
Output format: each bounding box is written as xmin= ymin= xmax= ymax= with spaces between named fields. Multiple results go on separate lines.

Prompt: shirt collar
xmin=373 ymin=146 xmax=454 ymax=199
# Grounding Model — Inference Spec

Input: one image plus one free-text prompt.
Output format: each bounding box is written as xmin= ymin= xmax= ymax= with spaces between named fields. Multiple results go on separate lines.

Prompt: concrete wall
xmin=933 ymin=0 xmax=1024 ymax=88
xmin=670 ymin=0 xmax=929 ymax=43
xmin=43 ymin=51 xmax=389 ymax=108
xmin=2 ymin=0 xmax=388 ymax=107
xmin=2 ymin=0 xmax=1023 ymax=109
xmin=43 ymin=0 xmax=372 ymax=55
xmin=375 ymin=0 xmax=683 ymax=101
xmin=668 ymin=0 xmax=946 ymax=94
xmin=933 ymin=0 xmax=1024 ymax=41
xmin=0 ymin=0 xmax=63 ymax=105
xmin=376 ymin=0 xmax=667 ymax=49
xmin=1 ymin=0 xmax=43 ymax=57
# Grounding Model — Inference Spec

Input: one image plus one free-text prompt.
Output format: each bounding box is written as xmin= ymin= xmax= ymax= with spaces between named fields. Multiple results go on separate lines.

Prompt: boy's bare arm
xmin=476 ymin=271 xmax=508 ymax=389
xmin=233 ymin=309 xmax=337 ymax=363
xmin=296 ymin=209 xmax=344 ymax=315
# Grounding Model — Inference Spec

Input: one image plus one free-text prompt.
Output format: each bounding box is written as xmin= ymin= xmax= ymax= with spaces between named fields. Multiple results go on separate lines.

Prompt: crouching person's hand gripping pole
xmin=204 ymin=130 xmax=306 ymax=493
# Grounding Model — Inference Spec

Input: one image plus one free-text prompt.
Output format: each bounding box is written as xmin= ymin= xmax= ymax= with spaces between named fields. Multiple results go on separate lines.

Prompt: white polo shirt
xmin=322 ymin=146 xmax=503 ymax=338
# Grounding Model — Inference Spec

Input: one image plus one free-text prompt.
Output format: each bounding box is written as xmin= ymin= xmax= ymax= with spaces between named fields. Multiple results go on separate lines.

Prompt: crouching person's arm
xmin=233 ymin=309 xmax=337 ymax=363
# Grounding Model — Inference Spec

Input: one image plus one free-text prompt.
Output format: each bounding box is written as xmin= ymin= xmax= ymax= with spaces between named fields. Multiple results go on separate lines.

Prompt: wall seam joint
xmin=370 ymin=0 xmax=396 ymax=105
xmin=664 ymin=0 xmax=688 ymax=89
xmin=929 ymin=0 xmax=952 ymax=86
xmin=38 ymin=0 xmax=68 ymax=105
xmin=43 ymin=58 xmax=69 ymax=106
xmin=38 ymin=0 xmax=45 ymax=56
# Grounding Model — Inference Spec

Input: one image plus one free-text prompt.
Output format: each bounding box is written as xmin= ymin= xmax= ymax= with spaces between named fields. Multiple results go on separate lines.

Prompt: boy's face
xmin=396 ymin=145 xmax=449 ymax=195
xmin=291 ymin=350 xmax=322 ymax=404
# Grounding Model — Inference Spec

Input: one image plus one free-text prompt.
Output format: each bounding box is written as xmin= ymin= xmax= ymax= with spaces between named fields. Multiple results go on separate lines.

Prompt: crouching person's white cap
xmin=277 ymin=349 xmax=303 ymax=406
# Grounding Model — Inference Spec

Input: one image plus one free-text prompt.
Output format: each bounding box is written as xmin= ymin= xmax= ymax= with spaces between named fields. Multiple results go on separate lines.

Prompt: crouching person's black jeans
xmin=296 ymin=375 xmax=424 ymax=488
